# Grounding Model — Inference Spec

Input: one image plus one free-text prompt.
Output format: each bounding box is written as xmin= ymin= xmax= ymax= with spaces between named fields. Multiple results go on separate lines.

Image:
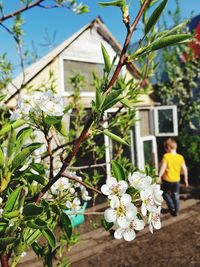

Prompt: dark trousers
xmin=162 ymin=181 xmax=180 ymax=213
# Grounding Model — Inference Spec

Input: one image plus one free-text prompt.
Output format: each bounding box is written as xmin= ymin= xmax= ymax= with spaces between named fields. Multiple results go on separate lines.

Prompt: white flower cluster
xmin=101 ymin=172 xmax=163 ymax=241
xmin=10 ymin=90 xmax=64 ymax=121
xmin=44 ymin=176 xmax=91 ymax=212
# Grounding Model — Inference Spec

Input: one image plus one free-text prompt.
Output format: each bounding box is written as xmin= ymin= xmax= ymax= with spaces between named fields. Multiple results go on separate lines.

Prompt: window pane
xmin=139 ymin=110 xmax=152 ymax=136
xmin=64 ymin=60 xmax=104 ymax=92
xmin=158 ymin=109 xmax=174 ymax=133
xmin=143 ymin=140 xmax=155 ymax=167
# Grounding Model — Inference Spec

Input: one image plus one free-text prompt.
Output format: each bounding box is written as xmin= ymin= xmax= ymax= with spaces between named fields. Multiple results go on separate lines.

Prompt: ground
xmin=72 ymin=202 xmax=200 ymax=267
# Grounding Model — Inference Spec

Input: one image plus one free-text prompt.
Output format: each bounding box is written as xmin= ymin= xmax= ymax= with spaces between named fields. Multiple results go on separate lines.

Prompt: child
xmin=158 ymin=138 xmax=188 ymax=216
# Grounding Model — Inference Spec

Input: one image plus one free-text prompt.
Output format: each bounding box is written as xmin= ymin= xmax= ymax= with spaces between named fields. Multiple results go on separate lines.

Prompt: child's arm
xmin=158 ymin=162 xmax=167 ymax=183
xmin=181 ymin=163 xmax=188 ymax=187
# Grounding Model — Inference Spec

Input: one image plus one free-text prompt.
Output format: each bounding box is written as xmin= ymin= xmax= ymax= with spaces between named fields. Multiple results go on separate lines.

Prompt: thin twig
xmin=0 ymin=0 xmax=45 ymax=22
xmin=64 ymin=211 xmax=104 ymax=215
xmin=107 ymin=0 xmax=151 ymax=90
xmin=61 ymin=171 xmax=103 ymax=195
xmin=46 ymin=135 xmax=54 ymax=180
xmin=67 ymin=163 xmax=106 ymax=170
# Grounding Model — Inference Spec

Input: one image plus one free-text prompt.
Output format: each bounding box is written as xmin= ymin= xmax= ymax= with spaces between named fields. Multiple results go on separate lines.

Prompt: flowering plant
xmin=0 ymin=0 xmax=191 ymax=266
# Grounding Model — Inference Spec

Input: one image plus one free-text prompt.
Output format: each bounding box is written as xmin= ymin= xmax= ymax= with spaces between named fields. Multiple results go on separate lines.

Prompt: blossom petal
xmin=153 ymin=220 xmax=161 ymax=230
xmin=101 ymin=184 xmax=110 ymax=195
xmin=104 ymin=208 xmax=117 ymax=223
xmin=141 ymin=203 xmax=147 ymax=216
xmin=126 ymin=203 xmax=137 ymax=220
xmin=110 ymin=196 xmax=120 ymax=209
xmin=120 ymin=194 xmax=132 ymax=205
xmin=118 ymin=180 xmax=128 ymax=195
xmin=149 ymin=222 xmax=153 ymax=234
xmin=123 ymin=229 xmax=136 ymax=241
xmin=117 ymin=216 xmax=129 ymax=228
xmin=107 ymin=177 xmax=117 ymax=187
xmin=114 ymin=228 xmax=124 ymax=239
xmin=134 ymin=218 xmax=145 ymax=231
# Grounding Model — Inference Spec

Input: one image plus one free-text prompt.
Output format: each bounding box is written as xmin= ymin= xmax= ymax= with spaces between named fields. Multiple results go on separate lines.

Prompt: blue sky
xmin=0 ymin=0 xmax=200 ymax=76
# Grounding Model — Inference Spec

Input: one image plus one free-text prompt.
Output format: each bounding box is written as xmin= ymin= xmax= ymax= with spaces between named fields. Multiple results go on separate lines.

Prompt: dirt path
xmin=72 ymin=203 xmax=200 ymax=267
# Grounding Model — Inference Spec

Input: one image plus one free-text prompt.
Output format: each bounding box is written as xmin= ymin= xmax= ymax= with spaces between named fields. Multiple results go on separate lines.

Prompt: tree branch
xmin=33 ymin=0 xmax=152 ymax=203
xmin=107 ymin=0 xmax=152 ymax=90
xmin=1 ymin=254 xmax=9 ymax=267
xmin=0 ymin=0 xmax=45 ymax=22
xmin=67 ymin=163 xmax=106 ymax=170
xmin=61 ymin=171 xmax=103 ymax=195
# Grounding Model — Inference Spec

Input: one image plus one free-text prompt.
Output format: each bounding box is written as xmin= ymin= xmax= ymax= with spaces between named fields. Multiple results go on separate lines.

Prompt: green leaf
xmin=41 ymin=229 xmax=56 ymax=248
xmin=101 ymin=219 xmax=113 ymax=231
xmin=26 ymin=229 xmax=41 ymax=245
xmin=12 ymin=143 xmax=42 ymax=170
xmin=145 ymin=0 xmax=168 ymax=35
xmin=0 ymin=94 xmax=6 ymax=102
xmin=7 ymin=127 xmax=16 ymax=158
xmin=129 ymin=46 xmax=148 ymax=60
xmin=0 ymin=222 xmax=8 ymax=233
xmin=120 ymin=98 xmax=133 ymax=108
xmin=3 ymin=210 xmax=20 ymax=219
xmin=27 ymin=218 xmax=48 ymax=230
xmin=98 ymin=0 xmax=125 ymax=7
xmin=60 ymin=212 xmax=72 ymax=239
xmin=25 ymin=173 xmax=47 ymax=186
xmin=0 ymin=120 xmax=25 ymax=136
xmin=23 ymin=204 xmax=44 ymax=217
xmin=111 ymin=160 xmax=126 ymax=181
xmin=95 ymin=87 xmax=104 ymax=111
xmin=15 ymin=127 xmax=33 ymax=152
xmin=103 ymin=130 xmax=129 ymax=146
xmin=101 ymin=43 xmax=111 ymax=73
xmin=0 ymin=147 xmax=4 ymax=168
xmin=31 ymin=242 xmax=43 ymax=257
xmin=54 ymin=120 xmax=68 ymax=137
xmin=150 ymin=34 xmax=191 ymax=51
xmin=30 ymin=163 xmax=46 ymax=175
xmin=3 ymin=187 xmax=22 ymax=213
xmin=101 ymin=90 xmax=123 ymax=111
xmin=44 ymin=115 xmax=62 ymax=126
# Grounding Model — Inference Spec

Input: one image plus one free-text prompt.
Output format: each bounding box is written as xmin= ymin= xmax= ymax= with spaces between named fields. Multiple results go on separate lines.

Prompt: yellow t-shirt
xmin=162 ymin=153 xmax=185 ymax=182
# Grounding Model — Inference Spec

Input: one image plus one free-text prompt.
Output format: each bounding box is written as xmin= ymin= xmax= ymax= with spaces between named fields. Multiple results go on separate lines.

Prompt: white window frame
xmin=154 ymin=105 xmax=178 ymax=136
xmin=140 ymin=135 xmax=158 ymax=172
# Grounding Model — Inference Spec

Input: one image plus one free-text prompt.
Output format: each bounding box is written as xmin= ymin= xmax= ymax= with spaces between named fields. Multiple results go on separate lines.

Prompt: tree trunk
xmin=1 ymin=254 xmax=9 ymax=267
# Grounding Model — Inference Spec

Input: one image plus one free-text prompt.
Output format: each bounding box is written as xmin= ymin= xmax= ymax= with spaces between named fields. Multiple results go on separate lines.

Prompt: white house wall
xmin=59 ymin=26 xmax=118 ymax=64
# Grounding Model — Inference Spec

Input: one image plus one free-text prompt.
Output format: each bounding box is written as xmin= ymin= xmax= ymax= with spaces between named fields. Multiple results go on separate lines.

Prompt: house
xmin=8 ymin=17 xmax=178 ymax=178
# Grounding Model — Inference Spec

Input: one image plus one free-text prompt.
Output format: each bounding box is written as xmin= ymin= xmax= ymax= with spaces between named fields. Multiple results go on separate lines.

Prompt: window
xmin=139 ymin=109 xmax=153 ymax=137
xmin=154 ymin=105 xmax=178 ymax=136
xmin=63 ymin=59 xmax=104 ymax=93
xmin=141 ymin=136 xmax=158 ymax=170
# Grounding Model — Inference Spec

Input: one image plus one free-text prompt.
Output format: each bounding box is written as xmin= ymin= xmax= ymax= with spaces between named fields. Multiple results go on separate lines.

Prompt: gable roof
xmin=9 ymin=17 xmax=142 ymax=93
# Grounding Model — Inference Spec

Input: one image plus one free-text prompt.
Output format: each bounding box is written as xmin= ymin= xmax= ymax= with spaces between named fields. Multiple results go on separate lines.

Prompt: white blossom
xmin=114 ymin=216 xmax=145 ymax=241
xmin=81 ymin=187 xmax=92 ymax=201
xmin=0 ymin=197 xmax=3 ymax=204
xmin=0 ymin=208 xmax=3 ymax=217
xmin=104 ymin=194 xmax=137 ymax=228
xmin=101 ymin=177 xmax=128 ymax=199
xmin=148 ymin=207 xmax=161 ymax=234
xmin=51 ymin=177 xmax=71 ymax=194
xmin=10 ymin=90 xmax=64 ymax=121
xmin=128 ymin=172 xmax=152 ymax=191
xmin=66 ymin=197 xmax=81 ymax=211
xmin=140 ymin=184 xmax=163 ymax=216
